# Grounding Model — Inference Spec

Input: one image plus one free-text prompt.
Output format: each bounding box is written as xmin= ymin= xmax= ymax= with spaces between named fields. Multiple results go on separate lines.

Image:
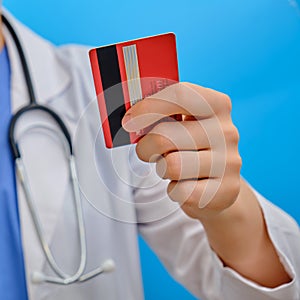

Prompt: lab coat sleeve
xmin=132 ymin=160 xmax=300 ymax=299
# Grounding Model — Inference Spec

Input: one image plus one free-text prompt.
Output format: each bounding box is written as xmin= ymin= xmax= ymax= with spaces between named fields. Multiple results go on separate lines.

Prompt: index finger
xmin=122 ymin=82 xmax=228 ymax=132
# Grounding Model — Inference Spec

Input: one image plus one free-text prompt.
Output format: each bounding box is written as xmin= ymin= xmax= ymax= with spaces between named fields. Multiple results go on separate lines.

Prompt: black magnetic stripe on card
xmin=96 ymin=45 xmax=130 ymax=146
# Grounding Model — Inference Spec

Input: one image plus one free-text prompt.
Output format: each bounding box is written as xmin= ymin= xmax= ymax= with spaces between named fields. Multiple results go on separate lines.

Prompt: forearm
xmin=200 ymin=179 xmax=291 ymax=288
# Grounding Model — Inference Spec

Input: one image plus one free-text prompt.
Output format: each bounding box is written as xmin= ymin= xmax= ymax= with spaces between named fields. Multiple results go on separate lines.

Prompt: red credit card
xmin=89 ymin=33 xmax=179 ymax=148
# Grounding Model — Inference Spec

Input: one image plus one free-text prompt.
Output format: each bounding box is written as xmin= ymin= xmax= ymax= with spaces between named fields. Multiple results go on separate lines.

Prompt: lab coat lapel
xmin=3 ymin=10 xmax=72 ymax=299
xmin=3 ymin=10 xmax=71 ymax=110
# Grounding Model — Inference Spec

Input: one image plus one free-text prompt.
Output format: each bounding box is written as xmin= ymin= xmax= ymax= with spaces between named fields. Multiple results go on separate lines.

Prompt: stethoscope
xmin=2 ymin=15 xmax=115 ymax=285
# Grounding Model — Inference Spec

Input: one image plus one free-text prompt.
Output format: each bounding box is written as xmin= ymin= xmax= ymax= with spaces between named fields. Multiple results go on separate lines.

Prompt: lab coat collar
xmin=2 ymin=9 xmax=71 ymax=112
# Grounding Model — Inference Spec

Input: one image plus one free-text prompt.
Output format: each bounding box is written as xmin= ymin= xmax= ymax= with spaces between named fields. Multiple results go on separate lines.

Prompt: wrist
xmin=199 ymin=179 xmax=262 ymax=263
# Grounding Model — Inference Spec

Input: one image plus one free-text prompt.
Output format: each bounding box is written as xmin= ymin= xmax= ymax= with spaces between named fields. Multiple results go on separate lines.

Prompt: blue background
xmin=3 ymin=0 xmax=300 ymax=299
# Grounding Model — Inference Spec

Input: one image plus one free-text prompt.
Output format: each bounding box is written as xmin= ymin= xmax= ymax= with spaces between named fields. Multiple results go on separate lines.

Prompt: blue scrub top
xmin=0 ymin=46 xmax=28 ymax=299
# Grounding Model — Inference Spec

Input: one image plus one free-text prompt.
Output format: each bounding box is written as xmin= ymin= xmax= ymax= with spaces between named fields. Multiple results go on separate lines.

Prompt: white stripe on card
xmin=122 ymin=44 xmax=143 ymax=106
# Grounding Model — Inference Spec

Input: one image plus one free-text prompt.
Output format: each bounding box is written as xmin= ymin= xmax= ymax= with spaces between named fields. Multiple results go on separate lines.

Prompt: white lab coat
xmin=3 ymin=10 xmax=300 ymax=300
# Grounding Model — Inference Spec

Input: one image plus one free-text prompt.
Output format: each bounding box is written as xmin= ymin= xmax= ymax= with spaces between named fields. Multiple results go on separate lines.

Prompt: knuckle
xmin=228 ymin=153 xmax=242 ymax=169
xmin=236 ymin=154 xmax=242 ymax=170
xmin=222 ymin=94 xmax=232 ymax=112
xmin=224 ymin=124 xmax=240 ymax=144
xmin=232 ymin=126 xmax=240 ymax=142
xmin=214 ymin=93 xmax=232 ymax=115
xmin=224 ymin=154 xmax=242 ymax=177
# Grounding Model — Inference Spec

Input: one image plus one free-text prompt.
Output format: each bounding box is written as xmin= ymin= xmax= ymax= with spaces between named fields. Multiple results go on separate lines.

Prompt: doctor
xmin=0 ymin=6 xmax=299 ymax=300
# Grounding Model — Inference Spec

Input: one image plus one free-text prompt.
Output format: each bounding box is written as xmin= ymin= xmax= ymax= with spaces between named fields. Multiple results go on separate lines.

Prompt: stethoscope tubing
xmin=9 ymin=104 xmax=73 ymax=159
xmin=1 ymin=14 xmax=114 ymax=285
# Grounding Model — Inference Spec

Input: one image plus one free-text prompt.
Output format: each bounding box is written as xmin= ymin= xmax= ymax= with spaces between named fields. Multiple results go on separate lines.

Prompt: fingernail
xmin=122 ymin=113 xmax=131 ymax=123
